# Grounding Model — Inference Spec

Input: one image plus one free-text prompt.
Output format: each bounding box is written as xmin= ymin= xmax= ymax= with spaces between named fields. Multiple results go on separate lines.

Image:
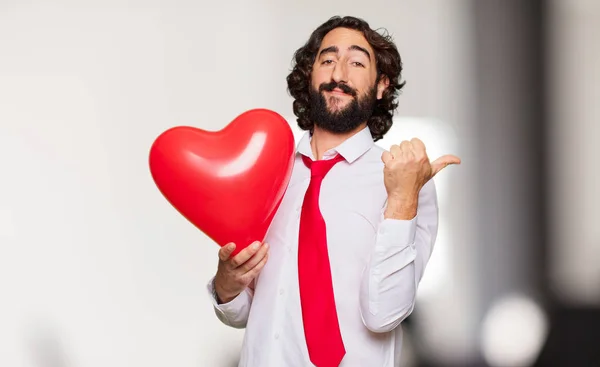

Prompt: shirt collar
xmin=296 ymin=126 xmax=374 ymax=164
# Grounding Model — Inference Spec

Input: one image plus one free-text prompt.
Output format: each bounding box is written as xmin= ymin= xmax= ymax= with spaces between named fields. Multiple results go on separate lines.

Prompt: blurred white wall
xmin=0 ymin=1 xmax=476 ymax=366
xmin=547 ymin=0 xmax=600 ymax=307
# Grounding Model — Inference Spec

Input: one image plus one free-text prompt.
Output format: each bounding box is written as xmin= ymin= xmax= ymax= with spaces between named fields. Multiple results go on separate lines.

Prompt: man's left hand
xmin=381 ymin=138 xmax=460 ymax=219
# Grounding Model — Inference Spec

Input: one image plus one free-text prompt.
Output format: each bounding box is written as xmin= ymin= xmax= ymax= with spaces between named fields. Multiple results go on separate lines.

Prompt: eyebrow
xmin=318 ymin=45 xmax=372 ymax=61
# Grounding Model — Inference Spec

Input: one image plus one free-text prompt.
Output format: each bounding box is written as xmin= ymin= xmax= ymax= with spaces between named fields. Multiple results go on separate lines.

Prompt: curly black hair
xmin=286 ymin=15 xmax=406 ymax=141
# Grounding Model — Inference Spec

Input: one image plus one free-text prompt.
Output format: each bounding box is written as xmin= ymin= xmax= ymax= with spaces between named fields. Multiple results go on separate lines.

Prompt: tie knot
xmin=302 ymin=154 xmax=345 ymax=178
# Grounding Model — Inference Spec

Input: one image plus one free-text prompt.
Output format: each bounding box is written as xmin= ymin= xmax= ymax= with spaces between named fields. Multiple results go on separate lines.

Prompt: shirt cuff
xmin=376 ymin=217 xmax=418 ymax=249
xmin=206 ymin=277 xmax=250 ymax=318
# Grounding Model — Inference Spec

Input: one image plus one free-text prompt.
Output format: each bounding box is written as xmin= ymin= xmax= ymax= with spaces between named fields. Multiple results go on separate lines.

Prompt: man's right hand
xmin=213 ymin=241 xmax=269 ymax=304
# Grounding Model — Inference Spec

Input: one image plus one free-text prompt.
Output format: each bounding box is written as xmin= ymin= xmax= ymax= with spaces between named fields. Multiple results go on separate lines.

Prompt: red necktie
xmin=298 ymin=153 xmax=346 ymax=367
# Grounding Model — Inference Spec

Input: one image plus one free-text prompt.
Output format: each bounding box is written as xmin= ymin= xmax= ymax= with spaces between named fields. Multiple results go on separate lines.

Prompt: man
xmin=206 ymin=15 xmax=460 ymax=367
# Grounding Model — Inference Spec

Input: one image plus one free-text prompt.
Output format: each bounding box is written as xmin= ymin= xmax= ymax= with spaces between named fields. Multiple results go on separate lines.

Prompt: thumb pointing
xmin=431 ymin=154 xmax=461 ymax=177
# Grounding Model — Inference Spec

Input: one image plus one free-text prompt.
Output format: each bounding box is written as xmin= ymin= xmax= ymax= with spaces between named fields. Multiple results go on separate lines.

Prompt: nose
xmin=332 ymin=61 xmax=348 ymax=84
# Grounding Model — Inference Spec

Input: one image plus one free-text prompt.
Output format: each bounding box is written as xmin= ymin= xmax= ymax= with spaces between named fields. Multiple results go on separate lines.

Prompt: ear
xmin=376 ymin=74 xmax=390 ymax=100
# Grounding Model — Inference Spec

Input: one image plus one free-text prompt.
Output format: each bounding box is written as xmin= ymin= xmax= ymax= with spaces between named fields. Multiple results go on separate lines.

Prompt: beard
xmin=308 ymin=80 xmax=377 ymax=134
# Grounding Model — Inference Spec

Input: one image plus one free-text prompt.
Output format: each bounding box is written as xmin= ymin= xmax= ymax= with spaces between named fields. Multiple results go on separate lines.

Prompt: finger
xmin=390 ymin=144 xmax=401 ymax=158
xmin=240 ymin=242 xmax=270 ymax=273
xmin=431 ymin=154 xmax=461 ymax=176
xmin=229 ymin=240 xmax=262 ymax=268
xmin=218 ymin=243 xmax=236 ymax=262
xmin=244 ymin=251 xmax=269 ymax=282
xmin=410 ymin=138 xmax=427 ymax=159
xmin=399 ymin=140 xmax=414 ymax=159
xmin=381 ymin=150 xmax=393 ymax=165
xmin=410 ymin=138 xmax=426 ymax=151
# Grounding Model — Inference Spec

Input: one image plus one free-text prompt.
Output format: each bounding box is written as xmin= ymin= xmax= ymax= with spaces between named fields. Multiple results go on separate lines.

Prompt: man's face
xmin=309 ymin=27 xmax=387 ymax=134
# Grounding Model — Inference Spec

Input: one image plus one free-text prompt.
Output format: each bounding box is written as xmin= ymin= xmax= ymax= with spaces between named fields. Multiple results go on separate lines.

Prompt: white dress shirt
xmin=207 ymin=126 xmax=439 ymax=367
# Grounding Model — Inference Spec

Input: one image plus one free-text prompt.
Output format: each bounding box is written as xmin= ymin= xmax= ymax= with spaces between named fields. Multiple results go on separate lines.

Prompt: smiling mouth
xmin=327 ymin=89 xmax=351 ymax=97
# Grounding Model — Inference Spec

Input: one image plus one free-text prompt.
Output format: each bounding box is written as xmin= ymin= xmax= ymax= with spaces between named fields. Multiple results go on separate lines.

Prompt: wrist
xmin=385 ymin=194 xmax=418 ymax=220
xmin=213 ymin=278 xmax=238 ymax=304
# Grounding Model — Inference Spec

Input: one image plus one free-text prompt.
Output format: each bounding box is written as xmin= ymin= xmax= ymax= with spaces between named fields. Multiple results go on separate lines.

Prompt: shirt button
xmin=279 ymin=289 xmax=284 ymax=295
xmin=274 ymin=333 xmax=280 ymax=340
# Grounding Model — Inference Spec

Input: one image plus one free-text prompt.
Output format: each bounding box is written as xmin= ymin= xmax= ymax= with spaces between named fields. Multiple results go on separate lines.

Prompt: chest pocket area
xmin=320 ymin=189 xmax=384 ymax=262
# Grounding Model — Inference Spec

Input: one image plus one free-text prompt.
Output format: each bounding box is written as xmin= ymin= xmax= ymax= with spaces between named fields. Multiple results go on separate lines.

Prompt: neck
xmin=310 ymin=123 xmax=367 ymax=160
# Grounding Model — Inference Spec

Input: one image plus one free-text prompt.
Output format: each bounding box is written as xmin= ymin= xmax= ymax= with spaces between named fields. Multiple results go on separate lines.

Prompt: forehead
xmin=319 ymin=27 xmax=374 ymax=59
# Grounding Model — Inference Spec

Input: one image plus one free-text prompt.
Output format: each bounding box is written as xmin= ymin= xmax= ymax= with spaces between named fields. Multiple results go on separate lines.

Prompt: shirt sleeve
xmin=206 ymin=276 xmax=254 ymax=329
xmin=359 ymin=179 xmax=439 ymax=333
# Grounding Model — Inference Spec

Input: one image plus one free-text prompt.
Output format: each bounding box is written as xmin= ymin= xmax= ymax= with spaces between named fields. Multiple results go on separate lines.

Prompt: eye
xmin=351 ymin=61 xmax=365 ymax=67
xmin=321 ymin=59 xmax=334 ymax=65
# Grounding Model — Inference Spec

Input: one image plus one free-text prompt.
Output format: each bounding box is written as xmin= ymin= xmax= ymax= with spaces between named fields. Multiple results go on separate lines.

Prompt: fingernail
xmin=252 ymin=242 xmax=260 ymax=250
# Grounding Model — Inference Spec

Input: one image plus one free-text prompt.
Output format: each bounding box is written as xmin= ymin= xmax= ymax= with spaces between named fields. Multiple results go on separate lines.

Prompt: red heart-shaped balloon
xmin=149 ymin=109 xmax=295 ymax=256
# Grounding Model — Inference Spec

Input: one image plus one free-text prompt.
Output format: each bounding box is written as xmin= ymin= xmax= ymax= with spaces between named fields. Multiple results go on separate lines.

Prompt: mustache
xmin=318 ymin=81 xmax=357 ymax=97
